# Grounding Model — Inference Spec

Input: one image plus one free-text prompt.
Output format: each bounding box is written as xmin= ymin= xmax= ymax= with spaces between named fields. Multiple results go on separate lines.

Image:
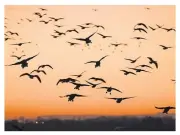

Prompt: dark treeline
xmin=5 ymin=116 xmax=175 ymax=131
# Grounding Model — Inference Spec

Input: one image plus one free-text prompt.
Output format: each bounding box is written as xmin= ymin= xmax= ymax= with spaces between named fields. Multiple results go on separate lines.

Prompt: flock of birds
xmin=5 ymin=7 xmax=176 ymax=114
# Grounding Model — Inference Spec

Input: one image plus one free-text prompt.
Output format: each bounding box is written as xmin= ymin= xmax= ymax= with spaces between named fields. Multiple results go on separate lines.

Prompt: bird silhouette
xmin=39 ymin=8 xmax=47 ymax=11
xmin=73 ymin=31 xmax=97 ymax=46
xmin=5 ymin=53 xmax=39 ymax=68
xmin=51 ymin=34 xmax=59 ymax=38
xmin=85 ymin=55 xmax=109 ymax=68
xmin=66 ymin=29 xmax=79 ymax=33
xmin=86 ymin=80 xmax=102 ymax=88
xmin=83 ymin=23 xmax=94 ymax=26
xmin=20 ymin=73 xmax=41 ymax=83
xmin=159 ymin=45 xmax=172 ymax=50
xmin=110 ymin=43 xmax=122 ymax=47
xmin=131 ymin=37 xmax=147 ymax=40
xmin=11 ymin=55 xmax=26 ymax=60
xmin=128 ymin=67 xmax=151 ymax=73
xmin=161 ymin=27 xmax=176 ymax=32
xmin=6 ymin=31 xmax=19 ymax=36
xmin=30 ymin=69 xmax=46 ymax=75
xmin=77 ymin=25 xmax=89 ymax=29
xmin=97 ymin=33 xmax=112 ymax=38
xmin=134 ymin=28 xmax=147 ymax=33
xmin=49 ymin=17 xmax=64 ymax=21
xmin=147 ymin=57 xmax=158 ymax=68
xmin=38 ymin=64 xmax=53 ymax=70
xmin=39 ymin=20 xmax=52 ymax=24
xmin=34 ymin=13 xmax=47 ymax=18
xmin=67 ymin=42 xmax=80 ymax=46
xmin=54 ymin=25 xmax=64 ymax=28
xmin=106 ymin=96 xmax=136 ymax=103
xmin=149 ymin=26 xmax=157 ymax=31
xmin=88 ymin=77 xmax=106 ymax=83
xmin=10 ymin=42 xmax=31 ymax=46
xmin=136 ymin=64 xmax=152 ymax=69
xmin=26 ymin=18 xmax=32 ymax=22
xmin=155 ymin=106 xmax=175 ymax=114
xmin=59 ymin=94 xmax=87 ymax=102
xmin=120 ymin=70 xmax=136 ymax=75
xmin=98 ymin=86 xmax=122 ymax=95
xmin=145 ymin=7 xmax=150 ymax=10
xmin=125 ymin=56 xmax=141 ymax=63
xmin=134 ymin=23 xmax=148 ymax=29
xmin=93 ymin=25 xmax=105 ymax=29
xmin=71 ymin=71 xmax=86 ymax=78
xmin=54 ymin=30 xmax=66 ymax=35
xmin=71 ymin=82 xmax=90 ymax=90
xmin=56 ymin=78 xmax=79 ymax=85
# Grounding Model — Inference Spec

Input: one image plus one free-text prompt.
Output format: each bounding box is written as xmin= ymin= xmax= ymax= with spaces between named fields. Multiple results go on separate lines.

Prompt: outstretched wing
xmin=98 ymin=86 xmax=109 ymax=89
xmin=39 ymin=70 xmax=46 ymax=75
xmin=99 ymin=55 xmax=108 ymax=61
xmin=85 ymin=80 xmax=94 ymax=85
xmin=155 ymin=106 xmax=165 ymax=109
xmin=97 ymin=78 xmax=106 ymax=83
xmin=30 ymin=70 xmax=38 ymax=74
xmin=11 ymin=55 xmax=19 ymax=59
xmin=149 ymin=26 xmax=155 ymax=30
xmin=33 ymin=75 xmax=41 ymax=83
xmin=112 ymin=88 xmax=122 ymax=93
xmin=5 ymin=60 xmax=24 ymax=66
xmin=129 ymin=71 xmax=136 ymax=75
xmin=84 ymin=61 xmax=97 ymax=64
xmin=80 ymin=83 xmax=90 ymax=86
xmin=135 ymin=56 xmax=141 ymax=61
xmin=124 ymin=58 xmax=133 ymax=61
xmin=24 ymin=53 xmax=39 ymax=62
xmin=44 ymin=64 xmax=53 ymax=69
xmin=153 ymin=61 xmax=158 ymax=68
xmin=80 ymin=71 xmax=86 ymax=75
xmin=74 ymin=94 xmax=87 ymax=97
xmin=56 ymin=79 xmax=63 ymax=85
xmin=87 ymin=31 xmax=97 ymax=39
xmin=20 ymin=73 xmax=31 ymax=77
xmin=120 ymin=70 xmax=127 ymax=73
xmin=97 ymin=33 xmax=104 ymax=37
xmin=73 ymin=38 xmax=86 ymax=41
xmin=170 ymin=107 xmax=176 ymax=109
xmin=106 ymin=98 xmax=118 ymax=100
xmin=147 ymin=57 xmax=153 ymax=61
xmin=122 ymin=96 xmax=136 ymax=100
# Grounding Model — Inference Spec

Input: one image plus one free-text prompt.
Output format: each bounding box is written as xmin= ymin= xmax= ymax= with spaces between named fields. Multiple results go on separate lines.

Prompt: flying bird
xmin=134 ymin=23 xmax=148 ymax=29
xmin=159 ymin=45 xmax=173 ymax=50
xmin=124 ymin=56 xmax=141 ymax=63
xmin=38 ymin=64 xmax=53 ymax=70
xmin=89 ymin=77 xmax=106 ymax=83
xmin=106 ymin=96 xmax=136 ymax=103
xmin=155 ymin=106 xmax=175 ymax=114
xmin=11 ymin=55 xmax=26 ymax=60
xmin=161 ymin=27 xmax=176 ymax=32
xmin=71 ymin=82 xmax=90 ymax=90
xmin=26 ymin=18 xmax=32 ymax=22
xmin=136 ymin=64 xmax=152 ymax=69
xmin=86 ymin=80 xmax=102 ymax=88
xmin=149 ymin=26 xmax=157 ymax=31
xmin=39 ymin=20 xmax=52 ymax=24
xmin=5 ymin=53 xmax=39 ymax=68
xmin=134 ymin=28 xmax=147 ymax=33
xmin=66 ymin=29 xmax=79 ymax=33
xmin=51 ymin=34 xmax=59 ymax=38
xmin=67 ymin=42 xmax=80 ymax=46
xmin=98 ymin=86 xmax=122 ymax=95
xmin=71 ymin=71 xmax=86 ymax=78
xmin=59 ymin=94 xmax=87 ymax=102
xmin=30 ymin=69 xmax=46 ymax=75
xmin=120 ymin=70 xmax=136 ymax=75
xmin=77 ymin=25 xmax=89 ymax=29
xmin=110 ymin=43 xmax=122 ymax=47
xmin=83 ymin=23 xmax=94 ymax=26
xmin=128 ymin=67 xmax=151 ymax=73
xmin=56 ymin=78 xmax=79 ymax=85
xmin=93 ymin=24 xmax=105 ymax=29
xmin=34 ymin=13 xmax=47 ymax=18
xmin=54 ymin=30 xmax=66 ymax=35
xmin=85 ymin=55 xmax=109 ymax=68
xmin=73 ymin=31 xmax=97 ymax=46
xmin=131 ymin=37 xmax=147 ymax=40
xmin=6 ymin=31 xmax=19 ymax=36
xmin=10 ymin=42 xmax=31 ymax=46
xmin=54 ymin=25 xmax=64 ymax=28
xmin=147 ymin=57 xmax=158 ymax=68
xmin=97 ymin=33 xmax=112 ymax=38
xmin=49 ymin=17 xmax=64 ymax=21
xmin=20 ymin=73 xmax=41 ymax=83
xmin=39 ymin=8 xmax=47 ymax=11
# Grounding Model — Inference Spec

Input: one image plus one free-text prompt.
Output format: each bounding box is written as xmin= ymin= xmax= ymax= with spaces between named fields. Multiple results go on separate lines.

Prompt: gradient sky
xmin=4 ymin=5 xmax=175 ymax=120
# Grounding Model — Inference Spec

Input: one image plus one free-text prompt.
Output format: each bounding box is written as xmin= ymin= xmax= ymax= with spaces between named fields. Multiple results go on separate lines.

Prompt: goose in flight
xmin=147 ymin=57 xmax=158 ymax=68
xmin=73 ymin=31 xmax=97 ymax=46
xmin=88 ymin=77 xmax=106 ymax=83
xmin=34 ymin=13 xmax=47 ymax=18
xmin=30 ymin=69 xmax=46 ymax=75
xmin=59 ymin=94 xmax=87 ymax=102
xmin=38 ymin=64 xmax=53 ymax=70
xmin=128 ymin=67 xmax=151 ymax=73
xmin=71 ymin=71 xmax=86 ymax=78
xmin=124 ymin=56 xmax=141 ymax=63
xmin=159 ymin=45 xmax=173 ymax=50
xmin=85 ymin=80 xmax=102 ymax=88
xmin=93 ymin=24 xmax=105 ymax=29
xmin=134 ymin=23 xmax=148 ymax=29
xmin=6 ymin=31 xmax=19 ymax=36
xmin=71 ymin=82 xmax=90 ymax=90
xmin=5 ymin=53 xmax=39 ymax=68
xmin=54 ymin=30 xmax=66 ymax=36
xmin=155 ymin=106 xmax=175 ymax=114
xmin=134 ymin=28 xmax=147 ymax=33
xmin=66 ymin=29 xmax=79 ymax=33
xmin=161 ymin=27 xmax=176 ymax=32
xmin=97 ymin=33 xmax=112 ymax=39
xmin=85 ymin=55 xmax=108 ymax=68
xmin=20 ymin=73 xmax=41 ymax=83
xmin=77 ymin=25 xmax=89 ymax=29
xmin=39 ymin=20 xmax=52 ymax=24
xmin=98 ymin=86 xmax=122 ymax=95
xmin=10 ymin=42 xmax=31 ymax=46
xmin=56 ymin=78 xmax=79 ymax=85
xmin=11 ymin=55 xmax=26 ymax=60
xmin=120 ymin=70 xmax=136 ymax=75
xmin=136 ymin=64 xmax=152 ymax=69
xmin=131 ymin=37 xmax=147 ymax=40
xmin=67 ymin=42 xmax=80 ymax=46
xmin=106 ymin=96 xmax=136 ymax=103
xmin=49 ymin=17 xmax=64 ymax=21
xmin=51 ymin=34 xmax=59 ymax=38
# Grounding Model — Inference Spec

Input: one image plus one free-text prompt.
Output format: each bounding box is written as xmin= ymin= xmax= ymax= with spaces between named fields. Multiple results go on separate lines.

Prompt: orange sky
xmin=4 ymin=5 xmax=175 ymax=120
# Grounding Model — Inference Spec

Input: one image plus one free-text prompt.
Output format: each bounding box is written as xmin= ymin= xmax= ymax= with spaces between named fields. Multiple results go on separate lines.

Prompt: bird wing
xmin=128 ymin=68 xmax=137 ymax=70
xmin=23 ymin=53 xmax=39 ymax=62
xmin=149 ymin=26 xmax=155 ymax=30
xmin=44 ymin=64 xmax=53 ymax=69
xmin=120 ymin=70 xmax=127 ymax=73
xmin=33 ymin=75 xmax=41 ymax=83
xmin=124 ymin=58 xmax=133 ymax=61
xmin=170 ymin=107 xmax=176 ymax=109
xmin=73 ymin=38 xmax=86 ymax=41
xmin=30 ymin=70 xmax=37 ymax=74
xmin=140 ymin=23 xmax=148 ymax=29
xmin=75 ymin=94 xmax=87 ymax=97
xmin=98 ymin=78 xmax=106 ymax=83
xmin=39 ymin=70 xmax=46 ymax=75
xmin=112 ymin=88 xmax=122 ymax=93
xmin=99 ymin=55 xmax=108 ymax=61
xmin=141 ymin=29 xmax=148 ymax=33
xmin=129 ymin=71 xmax=136 ymax=75
xmin=49 ymin=17 xmax=55 ymax=20
xmin=20 ymin=73 xmax=31 ymax=77
xmin=85 ymin=81 xmax=94 ymax=85
xmin=135 ymin=56 xmax=141 ymax=61
xmin=84 ymin=61 xmax=97 ymax=64
xmin=122 ymin=96 xmax=136 ymax=100
xmin=159 ymin=45 xmax=166 ymax=48
xmin=11 ymin=55 xmax=18 ymax=58
xmin=80 ymin=71 xmax=86 ymax=75
xmin=87 ymin=31 xmax=97 ymax=39
xmin=98 ymin=86 xmax=109 ymax=89
xmin=97 ymin=33 xmax=104 ymax=37
xmin=80 ymin=84 xmax=90 ymax=86
xmin=154 ymin=61 xmax=158 ymax=68
xmin=5 ymin=60 xmax=24 ymax=66
xmin=106 ymin=98 xmax=118 ymax=100
xmin=155 ymin=106 xmax=165 ymax=109
xmin=147 ymin=57 xmax=153 ymax=61
xmin=56 ymin=79 xmax=62 ymax=85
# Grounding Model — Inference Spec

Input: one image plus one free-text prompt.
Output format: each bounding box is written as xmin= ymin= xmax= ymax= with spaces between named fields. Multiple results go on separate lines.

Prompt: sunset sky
xmin=4 ymin=5 xmax=175 ymax=120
